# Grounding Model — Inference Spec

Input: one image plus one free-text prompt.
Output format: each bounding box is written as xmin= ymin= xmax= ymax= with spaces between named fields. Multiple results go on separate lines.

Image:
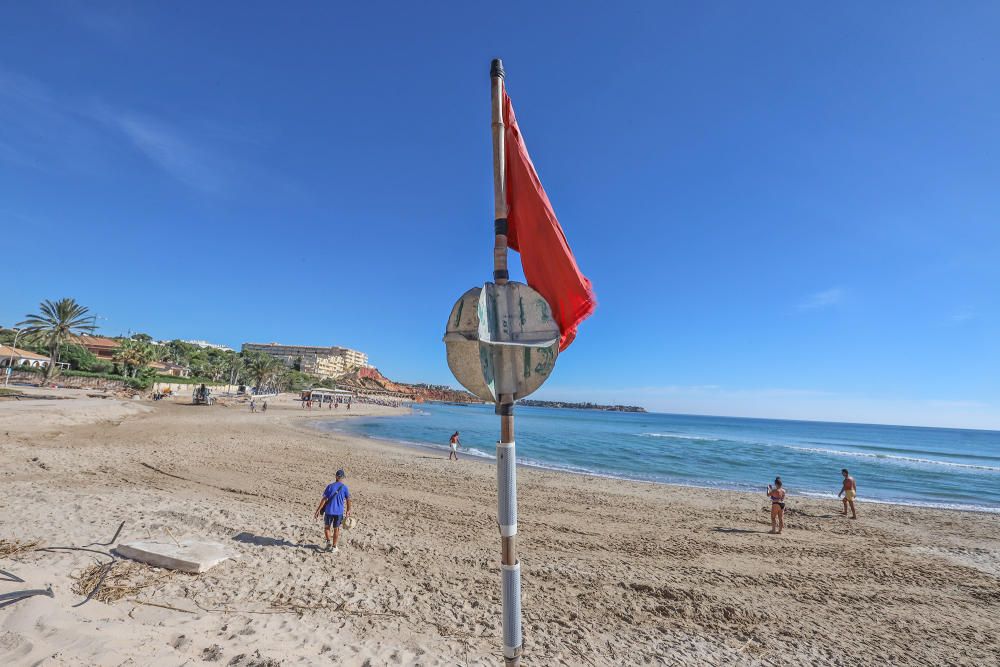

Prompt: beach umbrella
xmin=443 ymin=58 xmax=595 ymax=666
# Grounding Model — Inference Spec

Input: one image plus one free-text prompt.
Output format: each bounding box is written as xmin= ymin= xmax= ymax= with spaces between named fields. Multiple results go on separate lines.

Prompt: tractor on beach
xmin=192 ymin=384 xmax=213 ymax=405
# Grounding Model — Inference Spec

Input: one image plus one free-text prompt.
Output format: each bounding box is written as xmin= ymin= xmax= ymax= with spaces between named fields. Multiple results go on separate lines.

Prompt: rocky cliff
xmin=337 ymin=367 xmax=482 ymax=404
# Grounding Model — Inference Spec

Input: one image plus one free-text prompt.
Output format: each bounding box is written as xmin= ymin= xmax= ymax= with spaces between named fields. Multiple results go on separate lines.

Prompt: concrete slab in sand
xmin=115 ymin=540 xmax=237 ymax=573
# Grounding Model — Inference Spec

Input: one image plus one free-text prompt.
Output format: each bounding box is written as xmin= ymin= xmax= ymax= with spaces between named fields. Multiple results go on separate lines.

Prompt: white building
xmin=241 ymin=342 xmax=369 ymax=378
xmin=0 ymin=345 xmax=53 ymax=369
xmin=180 ymin=340 xmax=234 ymax=351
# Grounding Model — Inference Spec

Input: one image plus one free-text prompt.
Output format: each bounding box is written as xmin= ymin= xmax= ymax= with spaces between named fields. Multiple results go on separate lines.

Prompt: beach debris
xmin=0 ymin=538 xmax=40 ymax=558
xmin=226 ymin=649 xmax=281 ymax=667
xmin=0 ymin=568 xmax=25 ymax=583
xmin=116 ymin=540 xmax=237 ymax=573
xmin=83 ymin=520 xmax=126 ymax=548
xmin=201 ymin=644 xmax=224 ymax=661
xmin=0 ymin=586 xmax=54 ymax=609
xmin=164 ymin=527 xmax=182 ymax=548
xmin=72 ymin=560 xmax=175 ymax=604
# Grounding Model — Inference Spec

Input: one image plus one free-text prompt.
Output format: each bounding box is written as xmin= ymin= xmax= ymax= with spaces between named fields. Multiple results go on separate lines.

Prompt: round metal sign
xmin=443 ymin=281 xmax=560 ymax=402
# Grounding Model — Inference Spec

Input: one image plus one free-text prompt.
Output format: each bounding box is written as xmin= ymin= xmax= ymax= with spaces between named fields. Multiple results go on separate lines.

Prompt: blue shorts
xmin=324 ymin=514 xmax=344 ymax=528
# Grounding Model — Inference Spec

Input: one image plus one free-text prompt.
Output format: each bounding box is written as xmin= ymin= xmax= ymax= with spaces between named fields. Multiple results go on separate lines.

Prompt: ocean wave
xmin=784 ymin=445 xmax=1000 ymax=471
xmin=798 ymin=439 xmax=1000 ymax=463
xmin=639 ymin=432 xmax=721 ymax=442
xmin=318 ymin=411 xmax=1000 ymax=514
xmin=464 ymin=447 xmax=496 ymax=460
xmin=516 ymin=456 xmax=648 ymax=481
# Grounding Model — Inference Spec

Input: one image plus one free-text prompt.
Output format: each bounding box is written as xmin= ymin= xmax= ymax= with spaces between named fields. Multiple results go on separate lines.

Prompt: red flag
xmin=503 ymin=90 xmax=596 ymax=351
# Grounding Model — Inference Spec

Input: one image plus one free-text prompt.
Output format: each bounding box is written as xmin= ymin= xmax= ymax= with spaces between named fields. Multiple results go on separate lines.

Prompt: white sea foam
xmin=464 ymin=447 xmax=496 ymax=460
xmin=784 ymin=445 xmax=1000 ymax=472
xmin=639 ymin=432 xmax=721 ymax=442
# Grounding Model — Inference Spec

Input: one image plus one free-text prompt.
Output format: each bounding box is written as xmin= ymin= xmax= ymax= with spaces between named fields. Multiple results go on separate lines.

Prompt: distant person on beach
xmin=767 ymin=477 xmax=786 ymax=534
xmin=314 ymin=469 xmax=352 ymax=552
xmin=449 ymin=431 xmax=460 ymax=461
xmin=261 ymin=400 xmax=267 ymax=413
xmin=250 ymin=398 xmax=256 ymax=413
xmin=839 ymin=469 xmax=858 ymax=519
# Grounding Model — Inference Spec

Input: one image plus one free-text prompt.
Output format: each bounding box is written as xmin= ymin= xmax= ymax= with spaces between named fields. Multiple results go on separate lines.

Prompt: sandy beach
xmin=1 ymin=389 xmax=998 ymax=666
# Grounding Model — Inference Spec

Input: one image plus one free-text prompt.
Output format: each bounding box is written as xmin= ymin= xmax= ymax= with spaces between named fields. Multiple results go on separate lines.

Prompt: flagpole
xmin=490 ymin=57 xmax=522 ymax=667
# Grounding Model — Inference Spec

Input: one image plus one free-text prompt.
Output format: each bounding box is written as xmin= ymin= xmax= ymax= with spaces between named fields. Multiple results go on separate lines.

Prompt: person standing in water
xmin=767 ymin=477 xmax=786 ymax=534
xmin=448 ymin=431 xmax=461 ymax=461
xmin=838 ymin=468 xmax=858 ymax=519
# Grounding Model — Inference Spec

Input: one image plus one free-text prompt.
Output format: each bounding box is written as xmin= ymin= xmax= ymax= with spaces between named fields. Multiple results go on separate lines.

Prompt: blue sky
xmin=2 ymin=3 xmax=998 ymax=428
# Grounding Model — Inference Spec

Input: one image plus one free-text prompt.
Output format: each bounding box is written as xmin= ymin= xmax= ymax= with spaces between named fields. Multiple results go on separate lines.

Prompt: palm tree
xmin=224 ymin=354 xmax=245 ymax=387
xmin=203 ymin=358 xmax=228 ymax=382
xmin=243 ymin=351 xmax=285 ymax=393
xmin=17 ymin=298 xmax=97 ymax=380
xmin=114 ymin=338 xmax=157 ymax=378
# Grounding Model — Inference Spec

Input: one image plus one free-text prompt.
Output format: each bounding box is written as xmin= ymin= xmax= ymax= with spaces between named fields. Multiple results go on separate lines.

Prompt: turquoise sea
xmin=319 ymin=403 xmax=1000 ymax=513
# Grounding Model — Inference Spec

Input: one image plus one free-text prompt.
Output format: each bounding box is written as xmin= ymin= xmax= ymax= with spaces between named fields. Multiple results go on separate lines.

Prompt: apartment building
xmin=241 ymin=342 xmax=369 ymax=378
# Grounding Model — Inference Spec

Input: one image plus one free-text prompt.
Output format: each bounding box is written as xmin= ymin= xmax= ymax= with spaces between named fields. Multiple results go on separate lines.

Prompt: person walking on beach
xmin=449 ymin=431 xmax=461 ymax=461
xmin=313 ymin=469 xmax=351 ymax=552
xmin=767 ymin=477 xmax=786 ymax=534
xmin=838 ymin=469 xmax=858 ymax=519
xmin=261 ymin=400 xmax=267 ymax=413
xmin=250 ymin=398 xmax=256 ymax=413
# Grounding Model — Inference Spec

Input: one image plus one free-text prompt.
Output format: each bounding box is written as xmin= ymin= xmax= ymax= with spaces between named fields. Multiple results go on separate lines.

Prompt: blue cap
xmin=336 ymin=469 xmax=346 ymax=478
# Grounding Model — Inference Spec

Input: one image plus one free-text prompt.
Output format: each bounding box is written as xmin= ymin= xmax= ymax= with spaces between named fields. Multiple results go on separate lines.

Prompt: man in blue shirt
xmin=313 ymin=469 xmax=352 ymax=552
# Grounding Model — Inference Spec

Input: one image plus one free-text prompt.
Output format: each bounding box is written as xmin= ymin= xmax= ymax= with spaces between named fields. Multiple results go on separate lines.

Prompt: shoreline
xmin=310 ymin=411 xmax=1000 ymax=515
xmin=429 ymin=400 xmax=1000 ymax=433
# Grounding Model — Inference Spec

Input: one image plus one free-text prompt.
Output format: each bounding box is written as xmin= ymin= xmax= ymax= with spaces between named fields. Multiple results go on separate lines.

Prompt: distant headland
xmin=517 ymin=399 xmax=646 ymax=413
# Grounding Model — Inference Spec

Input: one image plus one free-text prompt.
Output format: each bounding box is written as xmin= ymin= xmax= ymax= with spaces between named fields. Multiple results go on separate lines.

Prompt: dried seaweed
xmin=0 ymin=539 xmax=40 ymax=558
xmin=72 ymin=561 xmax=175 ymax=604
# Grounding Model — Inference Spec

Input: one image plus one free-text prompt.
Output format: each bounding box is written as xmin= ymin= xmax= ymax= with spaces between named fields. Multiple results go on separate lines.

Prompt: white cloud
xmin=797 ymin=287 xmax=845 ymax=310
xmin=0 ymin=68 xmax=52 ymax=106
xmin=0 ymin=67 xmax=281 ymax=196
xmin=950 ymin=310 xmax=976 ymax=324
xmin=92 ymin=108 xmax=226 ymax=193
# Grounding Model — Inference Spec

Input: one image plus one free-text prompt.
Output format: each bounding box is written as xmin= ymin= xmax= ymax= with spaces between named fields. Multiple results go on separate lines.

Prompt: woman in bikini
xmin=767 ymin=476 xmax=786 ymax=534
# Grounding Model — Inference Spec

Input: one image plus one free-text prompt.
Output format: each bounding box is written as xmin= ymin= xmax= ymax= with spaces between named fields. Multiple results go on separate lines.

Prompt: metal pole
xmin=490 ymin=57 xmax=522 ymax=667
xmin=5 ymin=328 xmax=23 ymax=387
